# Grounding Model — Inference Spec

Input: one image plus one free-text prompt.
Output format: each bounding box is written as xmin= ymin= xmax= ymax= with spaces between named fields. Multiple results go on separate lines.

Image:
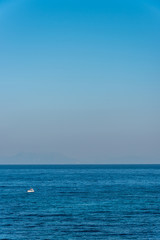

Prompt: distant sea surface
xmin=1 ymin=164 xmax=160 ymax=240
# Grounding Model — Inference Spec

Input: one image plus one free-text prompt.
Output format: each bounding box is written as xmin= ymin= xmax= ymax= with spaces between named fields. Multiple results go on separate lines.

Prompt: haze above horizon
xmin=0 ymin=0 xmax=160 ymax=164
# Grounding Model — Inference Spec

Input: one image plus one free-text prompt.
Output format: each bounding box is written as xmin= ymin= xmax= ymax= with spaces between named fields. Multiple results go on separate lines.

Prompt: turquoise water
xmin=1 ymin=165 xmax=160 ymax=239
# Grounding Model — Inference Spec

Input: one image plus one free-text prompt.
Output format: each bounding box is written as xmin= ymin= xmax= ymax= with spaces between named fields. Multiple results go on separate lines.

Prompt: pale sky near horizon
xmin=0 ymin=0 xmax=160 ymax=163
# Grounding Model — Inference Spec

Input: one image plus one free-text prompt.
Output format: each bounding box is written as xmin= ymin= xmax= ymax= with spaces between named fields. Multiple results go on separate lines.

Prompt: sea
xmin=1 ymin=164 xmax=160 ymax=240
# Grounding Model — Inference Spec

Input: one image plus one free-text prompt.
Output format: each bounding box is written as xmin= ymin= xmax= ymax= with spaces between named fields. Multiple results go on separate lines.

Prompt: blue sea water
xmin=1 ymin=165 xmax=160 ymax=240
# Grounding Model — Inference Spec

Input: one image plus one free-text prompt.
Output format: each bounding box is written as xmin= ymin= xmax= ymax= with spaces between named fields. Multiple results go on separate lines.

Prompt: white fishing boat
xmin=27 ymin=188 xmax=34 ymax=193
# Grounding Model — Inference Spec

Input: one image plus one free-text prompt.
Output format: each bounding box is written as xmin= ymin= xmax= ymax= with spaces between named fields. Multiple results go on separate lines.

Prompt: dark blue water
xmin=1 ymin=165 xmax=160 ymax=240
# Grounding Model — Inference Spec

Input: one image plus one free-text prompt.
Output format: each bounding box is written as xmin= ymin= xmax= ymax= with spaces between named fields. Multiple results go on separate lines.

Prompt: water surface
xmin=1 ymin=164 xmax=160 ymax=239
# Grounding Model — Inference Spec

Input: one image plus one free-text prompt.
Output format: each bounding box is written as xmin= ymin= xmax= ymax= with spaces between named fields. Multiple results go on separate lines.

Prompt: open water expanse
xmin=1 ymin=164 xmax=160 ymax=240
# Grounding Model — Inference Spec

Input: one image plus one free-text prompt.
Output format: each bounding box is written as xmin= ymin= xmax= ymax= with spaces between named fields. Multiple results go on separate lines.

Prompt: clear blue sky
xmin=0 ymin=0 xmax=160 ymax=163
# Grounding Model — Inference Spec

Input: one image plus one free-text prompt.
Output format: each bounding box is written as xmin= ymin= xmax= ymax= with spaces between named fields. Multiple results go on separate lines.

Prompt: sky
xmin=0 ymin=0 xmax=160 ymax=164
